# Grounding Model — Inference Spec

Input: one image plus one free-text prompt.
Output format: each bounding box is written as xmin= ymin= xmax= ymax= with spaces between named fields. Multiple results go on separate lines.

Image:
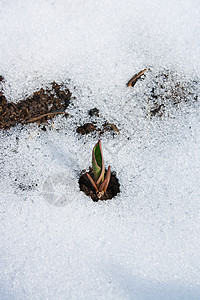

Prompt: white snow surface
xmin=0 ymin=0 xmax=200 ymax=299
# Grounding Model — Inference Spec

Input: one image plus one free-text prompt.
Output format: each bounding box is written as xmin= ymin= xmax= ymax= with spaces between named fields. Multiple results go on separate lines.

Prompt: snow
xmin=0 ymin=0 xmax=200 ymax=299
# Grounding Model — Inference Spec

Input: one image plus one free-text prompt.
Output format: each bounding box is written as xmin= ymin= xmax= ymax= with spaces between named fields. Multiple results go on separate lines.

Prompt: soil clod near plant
xmin=88 ymin=107 xmax=99 ymax=117
xmin=102 ymin=121 xmax=119 ymax=133
xmin=79 ymin=168 xmax=120 ymax=201
xmin=76 ymin=123 xmax=97 ymax=134
xmin=76 ymin=121 xmax=119 ymax=136
xmin=0 ymin=81 xmax=72 ymax=129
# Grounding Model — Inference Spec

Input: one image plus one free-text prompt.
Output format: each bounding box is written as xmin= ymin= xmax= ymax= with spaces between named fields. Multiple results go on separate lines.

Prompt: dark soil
xmin=76 ymin=121 xmax=119 ymax=136
xmin=102 ymin=121 xmax=119 ymax=133
xmin=79 ymin=168 xmax=120 ymax=201
xmin=146 ymin=70 xmax=199 ymax=117
xmin=88 ymin=107 xmax=99 ymax=117
xmin=0 ymin=81 xmax=72 ymax=129
xmin=149 ymin=104 xmax=164 ymax=117
xmin=76 ymin=123 xmax=97 ymax=134
xmin=76 ymin=107 xmax=119 ymax=136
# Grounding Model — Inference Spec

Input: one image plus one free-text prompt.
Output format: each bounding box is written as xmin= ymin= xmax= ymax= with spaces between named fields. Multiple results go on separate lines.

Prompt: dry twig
xmin=126 ymin=68 xmax=149 ymax=87
xmin=23 ymin=111 xmax=66 ymax=124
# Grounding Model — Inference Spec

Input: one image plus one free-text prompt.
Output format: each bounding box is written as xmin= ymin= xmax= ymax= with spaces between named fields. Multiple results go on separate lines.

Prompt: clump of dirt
xmin=145 ymin=70 xmax=199 ymax=117
xmin=76 ymin=121 xmax=119 ymax=135
xmin=0 ymin=80 xmax=72 ymax=129
xmin=102 ymin=121 xmax=119 ymax=133
xmin=88 ymin=107 xmax=99 ymax=117
xmin=79 ymin=168 xmax=120 ymax=202
xmin=76 ymin=107 xmax=119 ymax=136
xmin=76 ymin=123 xmax=97 ymax=134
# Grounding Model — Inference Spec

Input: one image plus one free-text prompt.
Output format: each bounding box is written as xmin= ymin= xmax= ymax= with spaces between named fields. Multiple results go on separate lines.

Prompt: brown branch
xmin=10 ymin=102 xmax=19 ymax=111
xmin=126 ymin=68 xmax=149 ymax=87
xmin=23 ymin=111 xmax=66 ymax=124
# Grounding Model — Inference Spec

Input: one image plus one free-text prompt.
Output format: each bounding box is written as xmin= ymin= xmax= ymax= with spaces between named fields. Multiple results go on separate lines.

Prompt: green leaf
xmin=92 ymin=140 xmax=105 ymax=187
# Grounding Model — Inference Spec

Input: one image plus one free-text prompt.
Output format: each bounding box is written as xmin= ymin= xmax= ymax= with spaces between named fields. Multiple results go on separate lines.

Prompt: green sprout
xmin=86 ymin=140 xmax=111 ymax=199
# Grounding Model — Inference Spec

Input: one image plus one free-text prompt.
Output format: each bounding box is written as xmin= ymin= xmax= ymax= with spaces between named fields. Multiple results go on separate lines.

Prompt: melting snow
xmin=0 ymin=0 xmax=200 ymax=299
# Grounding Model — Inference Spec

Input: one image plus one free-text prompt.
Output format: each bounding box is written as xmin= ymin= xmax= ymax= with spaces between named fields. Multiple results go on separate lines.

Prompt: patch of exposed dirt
xmin=145 ymin=70 xmax=199 ymax=117
xmin=102 ymin=121 xmax=119 ymax=133
xmin=76 ymin=123 xmax=97 ymax=135
xmin=88 ymin=107 xmax=99 ymax=117
xmin=79 ymin=168 xmax=120 ymax=202
xmin=0 ymin=81 xmax=72 ymax=129
xmin=76 ymin=107 xmax=119 ymax=136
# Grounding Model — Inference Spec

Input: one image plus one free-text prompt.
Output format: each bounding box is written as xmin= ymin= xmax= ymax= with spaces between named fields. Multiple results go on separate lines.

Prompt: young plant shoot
xmin=86 ymin=140 xmax=111 ymax=199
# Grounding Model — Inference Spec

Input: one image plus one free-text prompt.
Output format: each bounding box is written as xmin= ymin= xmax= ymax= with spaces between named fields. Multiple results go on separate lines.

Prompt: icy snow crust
xmin=0 ymin=0 xmax=200 ymax=299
